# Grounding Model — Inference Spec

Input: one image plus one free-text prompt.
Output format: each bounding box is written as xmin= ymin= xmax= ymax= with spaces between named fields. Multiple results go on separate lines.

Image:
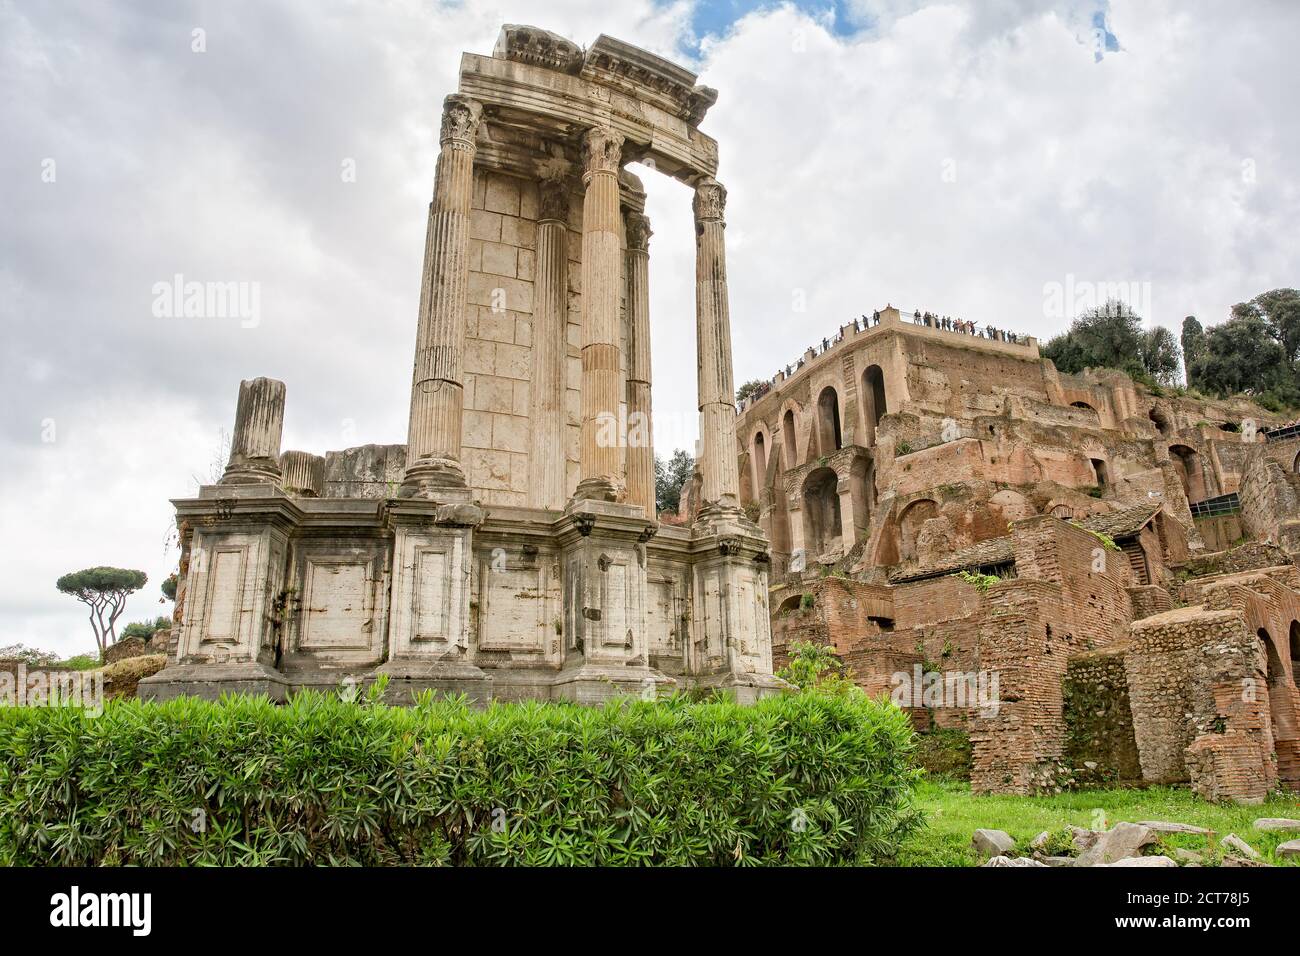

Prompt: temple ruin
xmin=737 ymin=306 xmax=1300 ymax=801
xmin=140 ymin=23 xmax=1300 ymax=805
xmin=142 ymin=26 xmax=782 ymax=705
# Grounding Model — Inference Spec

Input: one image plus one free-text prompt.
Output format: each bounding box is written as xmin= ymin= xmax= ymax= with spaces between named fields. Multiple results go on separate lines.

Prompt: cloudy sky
xmin=3 ymin=0 xmax=1297 ymax=657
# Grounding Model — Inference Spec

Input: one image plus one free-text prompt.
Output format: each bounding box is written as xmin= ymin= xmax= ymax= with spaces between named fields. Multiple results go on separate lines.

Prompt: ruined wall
xmin=1240 ymin=450 xmax=1300 ymax=553
xmin=323 ymin=445 xmax=406 ymax=498
xmin=1062 ymin=648 xmax=1142 ymax=786
xmin=462 ymin=170 xmax=582 ymax=507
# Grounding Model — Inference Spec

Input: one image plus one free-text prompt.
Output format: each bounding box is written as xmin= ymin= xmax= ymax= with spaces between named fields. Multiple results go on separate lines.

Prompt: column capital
xmin=538 ymin=177 xmax=569 ymax=223
xmin=693 ymin=177 xmax=727 ymax=225
xmin=580 ymin=126 xmax=624 ymax=179
xmin=439 ymin=94 xmax=482 ymax=148
xmin=625 ymin=211 xmax=652 ymax=253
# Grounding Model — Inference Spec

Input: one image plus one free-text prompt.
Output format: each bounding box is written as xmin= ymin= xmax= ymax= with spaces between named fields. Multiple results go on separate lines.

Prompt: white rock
xmin=1220 ymin=833 xmax=1261 ymax=859
xmin=983 ymin=855 xmax=1048 ymax=867
xmin=972 ymin=828 xmax=1017 ymax=859
xmin=1138 ymin=820 xmax=1211 ymax=835
xmin=1077 ymin=822 xmax=1157 ymax=867
xmin=1274 ymin=839 xmax=1300 ymax=858
xmin=1253 ymin=818 xmax=1300 ymax=832
xmin=1104 ymin=855 xmax=1177 ymax=867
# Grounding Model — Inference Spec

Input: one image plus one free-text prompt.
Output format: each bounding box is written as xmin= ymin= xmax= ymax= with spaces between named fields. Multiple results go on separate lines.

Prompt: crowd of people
xmin=739 ymin=305 xmax=1030 ymax=406
xmin=910 ymin=309 xmax=1026 ymax=344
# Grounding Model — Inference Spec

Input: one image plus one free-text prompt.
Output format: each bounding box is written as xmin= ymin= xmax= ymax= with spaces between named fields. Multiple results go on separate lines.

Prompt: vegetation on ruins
xmin=653 ymin=448 xmax=694 ymax=514
xmin=897 ymin=778 xmax=1300 ymax=867
xmin=1042 ymin=299 xmax=1181 ymax=387
xmin=1183 ymin=289 xmax=1300 ymax=411
xmin=54 ymin=566 xmax=147 ymax=661
xmin=954 ymin=570 xmax=1001 ymax=592
xmin=775 ymin=639 xmax=856 ymax=695
xmin=120 ymin=616 xmax=172 ymax=641
xmin=735 ymin=379 xmax=767 ymax=404
xmin=0 ymin=686 xmax=921 ymax=866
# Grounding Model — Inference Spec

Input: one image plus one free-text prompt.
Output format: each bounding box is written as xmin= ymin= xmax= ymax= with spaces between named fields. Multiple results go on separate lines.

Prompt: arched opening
xmin=1169 ymin=444 xmax=1205 ymax=503
xmin=769 ymin=480 xmax=793 ymax=556
xmin=782 ymin=408 xmax=798 ymax=468
xmin=1218 ymin=421 xmax=1239 ymax=433
xmin=1293 ymin=450 xmax=1300 ymax=476
xmin=801 ymin=467 xmax=842 ymax=559
xmin=1149 ymin=407 xmax=1172 ymax=436
xmin=898 ymin=498 xmax=939 ymax=564
xmin=1090 ymin=458 xmax=1109 ymax=489
xmin=861 ymin=365 xmax=887 ymax=447
xmin=752 ymin=430 xmax=768 ymax=493
xmin=1049 ymin=503 xmax=1075 ymax=520
xmin=816 ymin=387 xmax=842 ymax=454
xmin=1071 ymin=401 xmax=1096 ymax=412
xmin=1289 ymin=621 xmax=1300 ymax=688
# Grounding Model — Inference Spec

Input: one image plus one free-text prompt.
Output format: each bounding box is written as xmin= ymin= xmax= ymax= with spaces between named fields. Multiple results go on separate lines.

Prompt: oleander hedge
xmin=0 ymin=688 xmax=921 ymax=866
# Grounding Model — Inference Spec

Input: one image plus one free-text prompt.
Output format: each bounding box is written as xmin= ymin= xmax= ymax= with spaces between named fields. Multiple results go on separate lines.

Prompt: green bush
xmin=0 ymin=689 xmax=921 ymax=866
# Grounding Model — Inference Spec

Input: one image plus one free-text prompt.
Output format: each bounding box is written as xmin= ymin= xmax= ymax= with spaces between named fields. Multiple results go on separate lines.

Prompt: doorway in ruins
xmin=898 ymin=498 xmax=939 ymax=563
xmin=1169 ymin=444 xmax=1206 ymax=502
xmin=1259 ymin=627 xmax=1300 ymax=784
xmin=802 ymin=466 xmax=842 ymax=558
xmin=816 ymin=387 xmax=842 ymax=455
xmin=861 ymin=365 xmax=887 ymax=447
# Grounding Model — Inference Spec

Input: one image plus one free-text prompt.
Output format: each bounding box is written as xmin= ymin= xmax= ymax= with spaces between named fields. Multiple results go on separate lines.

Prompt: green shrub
xmin=0 ymin=689 xmax=921 ymax=866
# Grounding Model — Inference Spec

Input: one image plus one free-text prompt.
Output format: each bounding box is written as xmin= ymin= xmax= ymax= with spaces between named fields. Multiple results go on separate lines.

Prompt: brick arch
xmin=801 ymin=466 xmax=842 ymax=558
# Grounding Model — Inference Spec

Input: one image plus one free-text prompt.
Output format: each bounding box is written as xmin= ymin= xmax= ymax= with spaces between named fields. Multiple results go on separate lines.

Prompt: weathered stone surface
xmin=1274 ymin=838 xmax=1300 ymax=857
xmin=1103 ymin=855 xmax=1177 ymax=867
xmin=983 ymin=855 xmax=1047 ymax=867
xmin=1076 ymin=823 xmax=1157 ymax=867
xmin=1138 ymin=821 xmax=1211 ymax=836
xmin=1253 ymin=818 xmax=1300 ymax=832
xmin=1219 ymin=833 xmax=1261 ymax=859
xmin=144 ymin=25 xmax=783 ymax=706
xmin=972 ymin=828 xmax=1017 ymax=859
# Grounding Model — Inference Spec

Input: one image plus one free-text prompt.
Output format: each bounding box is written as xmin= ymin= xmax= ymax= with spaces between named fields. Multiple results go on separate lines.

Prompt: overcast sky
xmin=3 ymin=0 xmax=1297 ymax=657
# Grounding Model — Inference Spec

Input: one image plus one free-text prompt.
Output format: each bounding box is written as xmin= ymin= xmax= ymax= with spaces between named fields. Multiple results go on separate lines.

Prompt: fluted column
xmin=402 ymin=93 xmax=482 ymax=497
xmin=693 ymin=177 xmax=741 ymax=512
xmin=221 ymin=377 xmax=285 ymax=484
xmin=625 ymin=211 xmax=656 ymax=518
xmin=574 ymin=126 xmax=625 ymax=502
xmin=279 ymin=451 xmax=325 ymax=497
xmin=529 ymin=177 xmax=570 ymax=510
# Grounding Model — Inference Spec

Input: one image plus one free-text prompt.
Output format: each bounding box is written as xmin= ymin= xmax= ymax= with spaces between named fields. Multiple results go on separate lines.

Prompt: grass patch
xmin=893 ymin=778 xmax=1300 ymax=866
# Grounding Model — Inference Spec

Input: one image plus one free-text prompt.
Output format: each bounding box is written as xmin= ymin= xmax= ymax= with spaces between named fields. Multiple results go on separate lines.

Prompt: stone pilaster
xmin=624 ymin=211 xmax=655 ymax=519
xmin=402 ymin=94 xmax=482 ymax=498
xmin=221 ymin=377 xmax=286 ymax=485
xmin=693 ymin=177 xmax=741 ymax=514
xmin=574 ymin=126 xmax=625 ymax=503
xmin=529 ymin=177 xmax=570 ymax=510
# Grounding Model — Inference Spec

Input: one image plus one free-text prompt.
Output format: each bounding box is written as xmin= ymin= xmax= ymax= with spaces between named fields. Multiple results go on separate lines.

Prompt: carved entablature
xmin=580 ymin=35 xmax=716 ymax=126
xmin=494 ymin=24 xmax=584 ymax=74
xmin=460 ymin=25 xmax=720 ymax=183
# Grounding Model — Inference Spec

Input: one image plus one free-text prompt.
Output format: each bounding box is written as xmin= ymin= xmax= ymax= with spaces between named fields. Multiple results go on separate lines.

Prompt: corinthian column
xmin=529 ymin=177 xmax=569 ymax=510
xmin=574 ymin=126 xmax=625 ymax=503
xmin=625 ymin=211 xmax=656 ymax=518
xmin=693 ymin=177 xmax=741 ymax=512
xmin=402 ymin=93 xmax=482 ymax=497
